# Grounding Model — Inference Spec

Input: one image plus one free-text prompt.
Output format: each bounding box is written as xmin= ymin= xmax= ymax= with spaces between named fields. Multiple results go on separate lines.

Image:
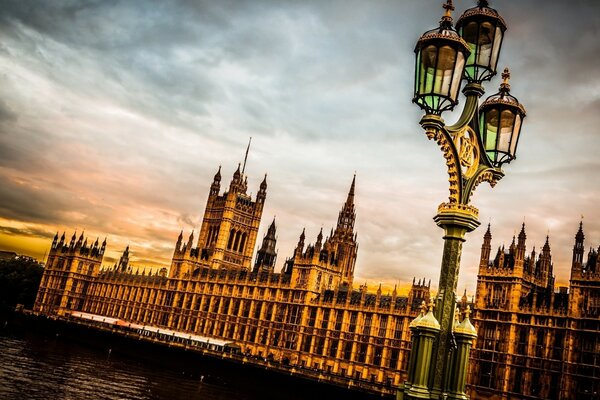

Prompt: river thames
xmin=0 ymin=319 xmax=381 ymax=400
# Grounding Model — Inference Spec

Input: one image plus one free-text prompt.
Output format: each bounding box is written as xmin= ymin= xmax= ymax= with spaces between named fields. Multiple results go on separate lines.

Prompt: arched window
xmin=233 ymin=231 xmax=242 ymax=252
xmin=227 ymin=229 xmax=235 ymax=250
xmin=239 ymin=233 xmax=247 ymax=253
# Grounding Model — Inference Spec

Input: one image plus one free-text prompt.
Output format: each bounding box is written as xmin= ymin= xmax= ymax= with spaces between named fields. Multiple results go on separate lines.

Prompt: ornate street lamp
xmin=401 ymin=1 xmax=526 ymax=400
xmin=413 ymin=0 xmax=470 ymax=115
xmin=479 ymin=68 xmax=527 ymax=166
xmin=456 ymin=0 xmax=507 ymax=83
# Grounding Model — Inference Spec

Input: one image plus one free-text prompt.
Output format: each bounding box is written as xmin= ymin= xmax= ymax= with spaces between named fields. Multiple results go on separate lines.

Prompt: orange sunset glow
xmin=0 ymin=1 xmax=599 ymax=295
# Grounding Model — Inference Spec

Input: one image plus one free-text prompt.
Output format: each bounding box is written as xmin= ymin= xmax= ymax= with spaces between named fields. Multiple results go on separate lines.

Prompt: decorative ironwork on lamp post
xmin=400 ymin=1 xmax=526 ymax=399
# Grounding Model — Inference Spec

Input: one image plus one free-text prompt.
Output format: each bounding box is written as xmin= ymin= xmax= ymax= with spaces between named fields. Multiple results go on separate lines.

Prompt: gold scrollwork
xmin=453 ymin=126 xmax=479 ymax=179
xmin=426 ymin=127 xmax=461 ymax=204
xmin=466 ymin=170 xmax=501 ymax=203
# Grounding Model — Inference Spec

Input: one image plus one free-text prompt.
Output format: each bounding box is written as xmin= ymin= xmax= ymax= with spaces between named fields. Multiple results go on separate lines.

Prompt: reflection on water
xmin=0 ymin=322 xmax=379 ymax=400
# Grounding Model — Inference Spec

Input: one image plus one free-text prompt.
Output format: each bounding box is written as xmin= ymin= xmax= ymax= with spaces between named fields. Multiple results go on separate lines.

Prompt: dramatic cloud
xmin=0 ymin=0 xmax=598 ymax=295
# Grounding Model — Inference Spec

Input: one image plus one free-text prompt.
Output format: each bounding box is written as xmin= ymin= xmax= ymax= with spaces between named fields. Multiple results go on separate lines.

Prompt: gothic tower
xmin=254 ymin=217 xmax=278 ymax=273
xmin=329 ymin=174 xmax=359 ymax=284
xmin=571 ymin=221 xmax=585 ymax=279
xmin=480 ymin=223 xmax=492 ymax=270
xmin=288 ymin=176 xmax=359 ymax=293
xmin=170 ymin=162 xmax=267 ymax=278
xmin=195 ymin=166 xmax=266 ymax=270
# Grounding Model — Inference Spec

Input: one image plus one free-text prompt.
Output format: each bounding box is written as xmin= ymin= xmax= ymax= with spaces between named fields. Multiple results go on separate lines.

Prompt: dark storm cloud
xmin=0 ymin=0 xmax=598 ymax=287
xmin=0 ymin=176 xmax=68 ymax=223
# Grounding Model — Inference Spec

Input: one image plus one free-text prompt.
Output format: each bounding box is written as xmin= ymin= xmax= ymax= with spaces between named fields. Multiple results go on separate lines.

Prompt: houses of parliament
xmin=33 ymin=164 xmax=600 ymax=399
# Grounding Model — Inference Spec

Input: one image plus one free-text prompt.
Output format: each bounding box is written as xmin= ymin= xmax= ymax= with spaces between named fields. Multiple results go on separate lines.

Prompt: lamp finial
xmin=441 ymin=0 xmax=455 ymax=27
xmin=464 ymin=305 xmax=472 ymax=319
xmin=500 ymin=67 xmax=511 ymax=92
xmin=428 ymin=298 xmax=436 ymax=313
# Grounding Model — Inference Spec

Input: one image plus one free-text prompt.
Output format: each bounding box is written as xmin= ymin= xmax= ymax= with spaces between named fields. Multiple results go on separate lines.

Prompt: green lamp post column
xmin=406 ymin=302 xmax=441 ymax=399
xmin=446 ymin=306 xmax=478 ymax=400
xmin=403 ymin=302 xmax=427 ymax=395
xmin=403 ymin=0 xmax=526 ymax=399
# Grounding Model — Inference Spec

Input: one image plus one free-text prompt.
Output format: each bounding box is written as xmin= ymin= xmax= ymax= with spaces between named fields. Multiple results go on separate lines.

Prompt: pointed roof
xmin=345 ymin=174 xmax=356 ymax=206
xmin=542 ymin=235 xmax=551 ymax=253
xmin=484 ymin=223 xmax=492 ymax=240
xmin=233 ymin=163 xmax=241 ymax=180
xmin=213 ymin=165 xmax=222 ymax=182
xmin=576 ymin=220 xmax=584 ymax=241
xmin=266 ymin=217 xmax=276 ymax=238
xmin=260 ymin=174 xmax=267 ymax=191
xmin=518 ymin=222 xmax=526 ymax=240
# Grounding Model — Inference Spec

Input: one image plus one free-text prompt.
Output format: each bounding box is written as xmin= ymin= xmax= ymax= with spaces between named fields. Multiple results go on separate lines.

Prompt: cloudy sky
xmin=0 ymin=0 xmax=598 ymax=295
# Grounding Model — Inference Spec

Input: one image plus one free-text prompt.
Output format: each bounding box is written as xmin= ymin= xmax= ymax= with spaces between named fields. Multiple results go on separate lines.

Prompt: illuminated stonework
xmin=469 ymin=222 xmax=600 ymax=399
xmin=33 ymin=167 xmax=431 ymax=395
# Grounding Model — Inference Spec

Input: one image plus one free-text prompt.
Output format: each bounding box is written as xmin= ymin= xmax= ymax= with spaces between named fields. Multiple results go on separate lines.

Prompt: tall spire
xmin=242 ymin=137 xmax=252 ymax=175
xmin=346 ymin=173 xmax=356 ymax=207
xmin=573 ymin=220 xmax=585 ymax=267
xmin=254 ymin=216 xmax=277 ymax=273
xmin=336 ymin=175 xmax=356 ymax=234
xmin=484 ymin=223 xmax=492 ymax=241
xmin=576 ymin=220 xmax=584 ymax=242
xmin=267 ymin=217 xmax=276 ymax=237
xmin=542 ymin=235 xmax=551 ymax=253
xmin=480 ymin=223 xmax=492 ymax=270
xmin=518 ymin=222 xmax=526 ymax=244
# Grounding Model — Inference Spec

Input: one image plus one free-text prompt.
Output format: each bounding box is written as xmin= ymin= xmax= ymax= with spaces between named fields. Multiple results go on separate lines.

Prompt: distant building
xmin=469 ymin=222 xmax=600 ymax=399
xmin=33 ymin=165 xmax=431 ymax=395
xmin=32 ymin=162 xmax=599 ymax=398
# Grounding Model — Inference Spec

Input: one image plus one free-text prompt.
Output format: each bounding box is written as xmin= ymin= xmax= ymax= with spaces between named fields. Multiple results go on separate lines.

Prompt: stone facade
xmin=469 ymin=222 xmax=600 ymax=399
xmin=33 ymin=166 xmax=430 ymax=394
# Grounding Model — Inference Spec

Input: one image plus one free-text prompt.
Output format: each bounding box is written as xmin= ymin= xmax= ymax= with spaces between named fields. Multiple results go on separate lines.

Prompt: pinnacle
xmin=346 ymin=174 xmax=356 ymax=206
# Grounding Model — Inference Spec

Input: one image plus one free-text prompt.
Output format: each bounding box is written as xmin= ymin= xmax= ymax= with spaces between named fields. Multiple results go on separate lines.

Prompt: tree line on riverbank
xmin=0 ymin=257 xmax=43 ymax=312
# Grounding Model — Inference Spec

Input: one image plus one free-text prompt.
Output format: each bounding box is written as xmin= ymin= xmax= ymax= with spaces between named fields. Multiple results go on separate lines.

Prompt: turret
xmin=118 ymin=245 xmax=130 ymax=272
xmin=572 ymin=221 xmax=585 ymax=268
xmin=229 ymin=163 xmax=243 ymax=192
xmin=315 ymin=228 xmax=323 ymax=252
xmin=516 ymin=223 xmax=526 ymax=260
xmin=175 ymin=230 xmax=183 ymax=252
xmin=76 ymin=231 xmax=84 ymax=249
xmin=480 ymin=224 xmax=492 ymax=270
xmin=210 ymin=166 xmax=221 ymax=196
xmin=186 ymin=231 xmax=194 ymax=252
xmin=295 ymin=228 xmax=305 ymax=257
xmin=254 ymin=218 xmax=278 ymax=273
xmin=52 ymin=232 xmax=58 ymax=249
xmin=257 ymin=174 xmax=267 ymax=203
xmin=335 ymin=174 xmax=356 ymax=234
xmin=538 ymin=236 xmax=552 ymax=286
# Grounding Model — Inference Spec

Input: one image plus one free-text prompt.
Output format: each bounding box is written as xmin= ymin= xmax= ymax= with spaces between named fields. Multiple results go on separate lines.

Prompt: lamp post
xmin=401 ymin=1 xmax=526 ymax=399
